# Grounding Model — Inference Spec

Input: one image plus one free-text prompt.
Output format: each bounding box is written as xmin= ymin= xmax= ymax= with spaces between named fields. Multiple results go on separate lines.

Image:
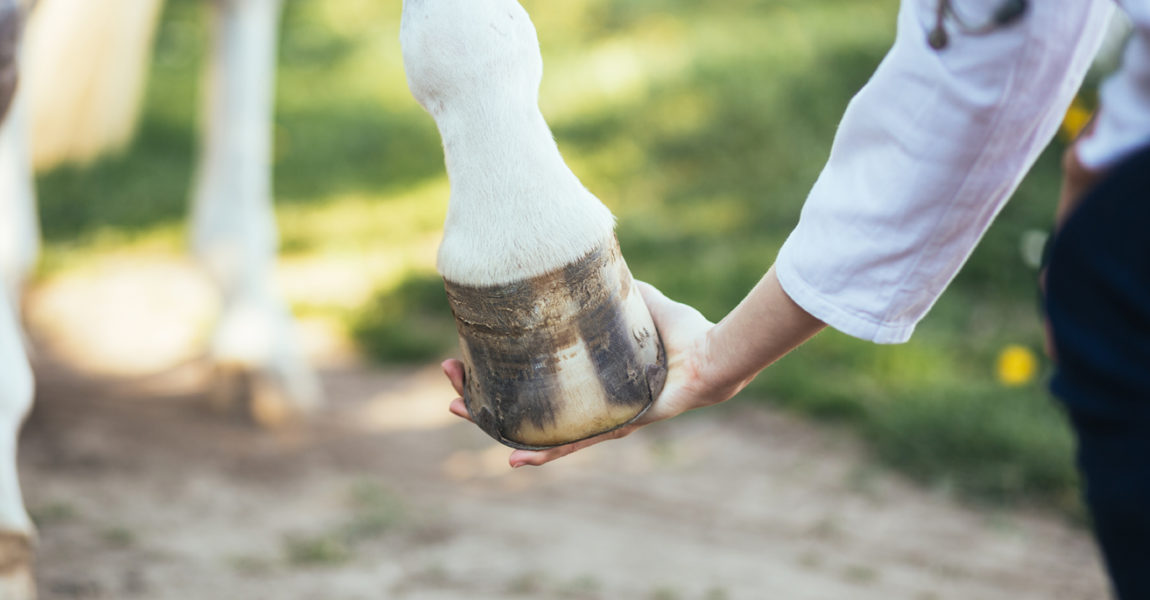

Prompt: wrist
xmin=696 ymin=322 xmax=758 ymax=402
xmin=696 ymin=267 xmax=826 ymax=399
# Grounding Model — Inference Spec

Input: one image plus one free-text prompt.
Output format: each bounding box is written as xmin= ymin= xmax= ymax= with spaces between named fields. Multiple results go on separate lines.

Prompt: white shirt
xmin=775 ymin=0 xmax=1148 ymax=344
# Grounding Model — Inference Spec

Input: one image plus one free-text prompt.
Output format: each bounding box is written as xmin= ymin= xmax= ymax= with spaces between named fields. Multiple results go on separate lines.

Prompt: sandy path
xmin=15 ymin=258 xmax=1110 ymax=599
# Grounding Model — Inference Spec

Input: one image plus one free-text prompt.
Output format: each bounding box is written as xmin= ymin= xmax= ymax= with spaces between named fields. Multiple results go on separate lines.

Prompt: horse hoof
xmin=0 ymin=531 xmax=35 ymax=600
xmin=208 ymin=362 xmax=320 ymax=428
xmin=444 ymin=236 xmax=667 ymax=449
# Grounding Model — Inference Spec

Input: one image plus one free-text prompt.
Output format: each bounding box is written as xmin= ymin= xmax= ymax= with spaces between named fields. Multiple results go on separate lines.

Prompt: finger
xmin=449 ymin=396 xmax=473 ymax=422
xmin=635 ymin=280 xmax=680 ymax=340
xmin=508 ymin=425 xmax=634 ymax=468
xmin=441 ymin=359 xmax=466 ymax=396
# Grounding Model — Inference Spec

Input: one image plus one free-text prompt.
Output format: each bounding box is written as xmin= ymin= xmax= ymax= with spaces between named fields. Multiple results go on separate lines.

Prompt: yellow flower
xmin=1059 ymin=97 xmax=1093 ymax=143
xmin=996 ymin=344 xmax=1038 ymax=387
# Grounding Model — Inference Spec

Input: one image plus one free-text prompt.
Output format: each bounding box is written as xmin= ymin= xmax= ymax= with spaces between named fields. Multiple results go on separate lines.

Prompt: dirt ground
xmin=16 ymin=258 xmax=1111 ymax=600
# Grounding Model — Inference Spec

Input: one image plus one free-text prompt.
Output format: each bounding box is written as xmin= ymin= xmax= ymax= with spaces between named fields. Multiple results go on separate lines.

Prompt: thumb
xmin=635 ymin=280 xmax=679 ymax=327
xmin=635 ymin=281 xmax=713 ymax=338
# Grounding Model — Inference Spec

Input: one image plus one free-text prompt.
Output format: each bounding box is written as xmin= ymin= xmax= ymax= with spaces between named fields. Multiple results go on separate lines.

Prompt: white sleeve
xmin=1077 ymin=1 xmax=1150 ymax=169
xmin=774 ymin=0 xmax=1114 ymax=344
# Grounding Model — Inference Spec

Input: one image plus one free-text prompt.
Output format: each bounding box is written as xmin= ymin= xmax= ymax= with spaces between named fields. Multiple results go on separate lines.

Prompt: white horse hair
xmin=401 ymin=0 xmax=616 ymax=287
xmin=0 ymin=0 xmax=317 ymax=595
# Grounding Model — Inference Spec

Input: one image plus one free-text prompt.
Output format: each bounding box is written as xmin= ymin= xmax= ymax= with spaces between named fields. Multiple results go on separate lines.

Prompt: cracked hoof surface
xmin=445 ymin=237 xmax=666 ymax=449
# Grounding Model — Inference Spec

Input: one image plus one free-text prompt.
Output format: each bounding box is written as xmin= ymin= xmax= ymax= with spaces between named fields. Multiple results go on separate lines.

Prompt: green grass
xmin=351 ymin=271 xmax=456 ymax=363
xmin=867 ymin=385 xmax=1080 ymax=514
xmin=32 ymin=0 xmax=1083 ymax=517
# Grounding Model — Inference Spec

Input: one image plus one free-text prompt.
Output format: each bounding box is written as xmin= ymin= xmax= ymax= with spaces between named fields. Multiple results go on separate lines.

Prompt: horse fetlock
xmin=208 ymin=301 xmax=321 ymax=425
xmin=0 ymin=311 xmax=32 ymax=425
xmin=0 ymin=373 xmax=30 ymax=428
xmin=445 ymin=236 xmax=666 ymax=449
xmin=400 ymin=0 xmax=541 ymax=116
xmin=211 ymin=300 xmax=282 ymax=366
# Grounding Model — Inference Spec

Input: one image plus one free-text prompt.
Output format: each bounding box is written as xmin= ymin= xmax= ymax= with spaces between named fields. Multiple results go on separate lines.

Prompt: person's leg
xmin=1066 ymin=410 xmax=1150 ymax=600
xmin=1046 ymin=143 xmax=1150 ymax=600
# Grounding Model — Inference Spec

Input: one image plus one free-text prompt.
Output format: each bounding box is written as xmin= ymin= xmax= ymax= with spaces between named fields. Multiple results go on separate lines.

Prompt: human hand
xmin=443 ymin=281 xmax=733 ymax=468
xmin=1054 ymin=143 xmax=1106 ymax=228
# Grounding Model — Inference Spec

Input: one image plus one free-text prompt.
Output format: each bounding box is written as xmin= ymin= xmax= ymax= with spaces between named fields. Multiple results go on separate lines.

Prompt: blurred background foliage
xmin=34 ymin=0 xmax=1085 ymax=518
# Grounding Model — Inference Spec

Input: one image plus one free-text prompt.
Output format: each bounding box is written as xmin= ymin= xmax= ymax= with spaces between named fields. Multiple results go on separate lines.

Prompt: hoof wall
xmin=0 ymin=532 xmax=35 ymax=600
xmin=208 ymin=363 xmax=319 ymax=428
xmin=445 ymin=237 xmax=666 ymax=449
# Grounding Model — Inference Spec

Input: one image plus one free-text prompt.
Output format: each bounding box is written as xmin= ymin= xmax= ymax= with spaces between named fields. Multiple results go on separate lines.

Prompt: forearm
xmin=701 ymin=266 xmax=825 ymax=393
xmin=775 ymin=0 xmax=1112 ymax=344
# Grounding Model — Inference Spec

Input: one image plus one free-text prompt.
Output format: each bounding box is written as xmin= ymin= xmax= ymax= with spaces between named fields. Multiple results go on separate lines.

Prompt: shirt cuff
xmin=775 ymin=252 xmax=916 ymax=345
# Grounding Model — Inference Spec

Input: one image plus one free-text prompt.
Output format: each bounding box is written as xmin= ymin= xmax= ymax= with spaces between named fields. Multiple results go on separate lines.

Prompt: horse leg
xmin=0 ymin=0 xmax=35 ymax=304
xmin=191 ymin=0 xmax=320 ymax=426
xmin=0 ymin=6 xmax=36 ymax=594
xmin=0 ymin=85 xmax=38 ymax=326
xmin=0 ymin=289 xmax=34 ymax=600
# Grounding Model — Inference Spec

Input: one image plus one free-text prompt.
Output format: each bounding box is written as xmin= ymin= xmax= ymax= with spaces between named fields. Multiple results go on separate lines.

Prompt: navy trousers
xmin=1045 ymin=143 xmax=1150 ymax=600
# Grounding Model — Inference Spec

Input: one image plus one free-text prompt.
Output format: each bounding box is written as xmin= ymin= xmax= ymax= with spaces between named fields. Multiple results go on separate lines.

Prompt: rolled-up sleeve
xmin=775 ymin=0 xmax=1114 ymax=343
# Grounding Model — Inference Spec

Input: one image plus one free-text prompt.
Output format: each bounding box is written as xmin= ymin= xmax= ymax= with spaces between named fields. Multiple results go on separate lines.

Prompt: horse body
xmin=0 ymin=1 xmax=316 ymax=595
